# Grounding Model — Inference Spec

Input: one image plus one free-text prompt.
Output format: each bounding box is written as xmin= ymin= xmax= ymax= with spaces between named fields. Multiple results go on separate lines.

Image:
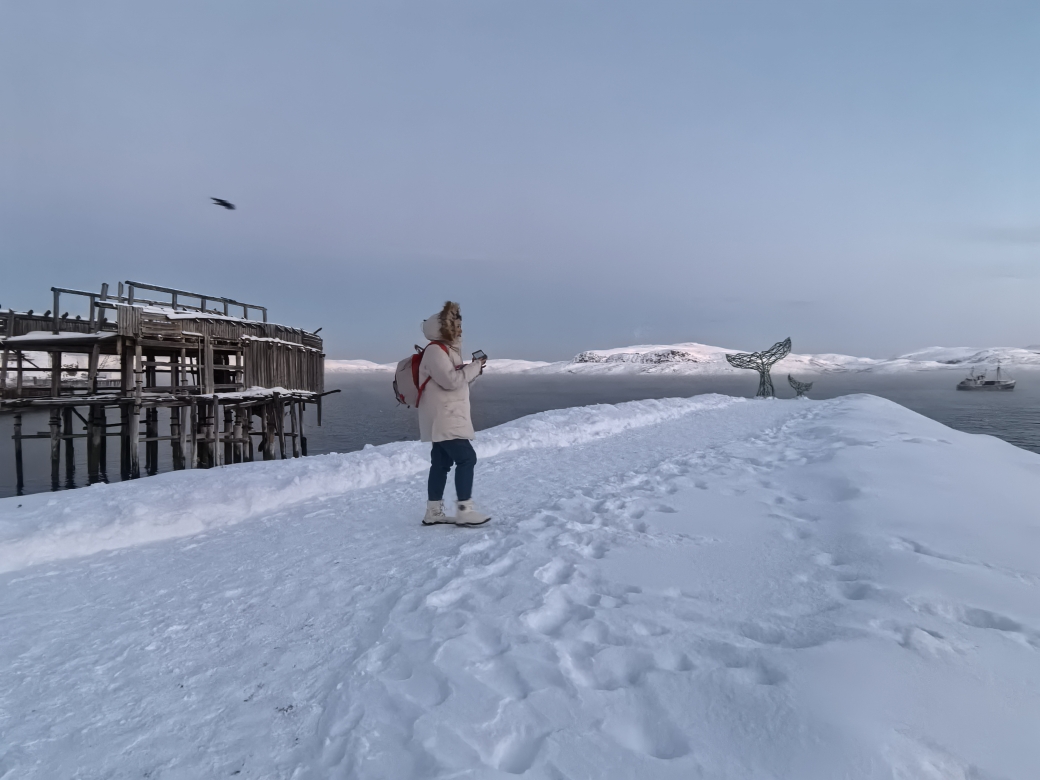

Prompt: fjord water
xmin=2 ymin=369 xmax=1038 ymax=498
xmin=310 ymin=370 xmax=1040 ymax=456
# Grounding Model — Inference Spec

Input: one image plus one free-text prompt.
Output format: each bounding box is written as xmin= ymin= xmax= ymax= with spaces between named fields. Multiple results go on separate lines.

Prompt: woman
xmin=417 ymin=301 xmax=490 ymax=526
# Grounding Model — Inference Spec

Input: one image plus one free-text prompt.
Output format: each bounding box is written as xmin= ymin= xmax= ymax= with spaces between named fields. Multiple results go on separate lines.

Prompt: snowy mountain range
xmin=326 ymin=342 xmax=1040 ymax=375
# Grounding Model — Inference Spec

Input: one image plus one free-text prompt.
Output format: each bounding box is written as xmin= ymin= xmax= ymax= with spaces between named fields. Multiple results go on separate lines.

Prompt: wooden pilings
xmin=189 ymin=400 xmax=199 ymax=469
xmin=120 ymin=403 xmax=131 ymax=479
xmin=261 ymin=404 xmax=275 ymax=460
xmin=13 ymin=413 xmax=24 ymax=495
xmin=145 ymin=361 xmax=158 ymax=476
xmin=276 ymin=398 xmax=286 ymax=460
xmin=229 ymin=408 xmax=240 ymax=464
xmin=289 ymin=401 xmax=300 ymax=459
xmin=212 ymin=398 xmax=222 ymax=468
xmin=4 ymin=279 xmax=329 ymax=495
xmin=6 ymin=394 xmax=316 ymax=494
xmin=62 ymin=407 xmax=75 ymax=488
xmin=50 ymin=351 xmax=61 ymax=397
xmin=87 ymin=404 xmax=104 ymax=483
xmin=49 ymin=408 xmax=61 ymax=489
xmin=0 ymin=346 xmax=8 ymax=399
xmin=171 ymin=405 xmax=184 ymax=470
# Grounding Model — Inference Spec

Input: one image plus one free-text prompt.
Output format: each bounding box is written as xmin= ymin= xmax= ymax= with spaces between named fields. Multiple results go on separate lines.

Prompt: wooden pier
xmin=1 ymin=281 xmax=332 ymax=494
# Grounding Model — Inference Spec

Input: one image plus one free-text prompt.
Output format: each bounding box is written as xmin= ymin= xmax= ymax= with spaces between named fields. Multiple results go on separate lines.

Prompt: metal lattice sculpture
xmin=788 ymin=374 xmax=813 ymax=398
xmin=725 ymin=337 xmax=791 ymax=398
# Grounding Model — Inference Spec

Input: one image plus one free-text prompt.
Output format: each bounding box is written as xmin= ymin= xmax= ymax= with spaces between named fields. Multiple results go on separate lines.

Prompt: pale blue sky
xmin=2 ymin=1 xmax=1038 ymax=360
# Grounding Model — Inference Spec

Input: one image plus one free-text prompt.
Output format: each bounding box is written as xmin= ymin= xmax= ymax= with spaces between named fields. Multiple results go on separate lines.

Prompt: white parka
xmin=417 ymin=314 xmax=482 ymax=442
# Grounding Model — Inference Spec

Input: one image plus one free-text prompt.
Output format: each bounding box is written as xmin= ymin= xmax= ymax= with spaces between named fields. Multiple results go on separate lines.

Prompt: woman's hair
xmin=438 ymin=301 xmax=462 ymax=342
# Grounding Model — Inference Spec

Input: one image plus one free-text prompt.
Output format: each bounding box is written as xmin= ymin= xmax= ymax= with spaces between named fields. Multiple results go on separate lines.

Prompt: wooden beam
xmin=188 ymin=399 xmax=198 ymax=469
xmin=87 ymin=343 xmax=100 ymax=395
xmin=243 ymin=407 xmax=254 ymax=462
xmin=276 ymin=398 xmax=286 ymax=460
xmin=0 ymin=345 xmax=9 ymax=398
xmin=289 ymin=400 xmax=300 ymax=458
xmin=62 ymin=407 xmax=75 ymax=486
xmin=145 ymin=407 xmax=158 ymax=476
xmin=99 ymin=404 xmax=107 ymax=477
xmin=120 ymin=403 xmax=131 ymax=479
xmin=261 ymin=404 xmax=275 ymax=461
xmin=171 ymin=404 xmax=183 ymax=470
xmin=233 ymin=408 xmax=244 ymax=464
xmin=145 ymin=355 xmax=158 ymax=475
xmin=203 ymin=335 xmax=214 ymax=394
xmin=13 ymin=413 xmax=24 ymax=495
xmin=211 ymin=399 xmax=221 ymax=467
xmin=49 ymin=408 xmax=61 ymax=489
xmin=50 ymin=351 xmax=61 ymax=397
xmin=87 ymin=404 xmax=103 ymax=483
xmin=128 ymin=400 xmax=141 ymax=479
xmin=223 ymin=406 xmax=234 ymax=465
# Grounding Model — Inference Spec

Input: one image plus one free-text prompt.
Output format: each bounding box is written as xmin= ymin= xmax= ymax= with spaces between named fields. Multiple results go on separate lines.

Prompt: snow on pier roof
xmin=1 ymin=395 xmax=1038 ymax=778
xmin=2 ymin=330 xmax=116 ymax=346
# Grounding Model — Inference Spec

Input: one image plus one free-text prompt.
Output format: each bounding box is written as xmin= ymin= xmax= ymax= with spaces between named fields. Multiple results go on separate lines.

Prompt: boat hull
xmin=956 ymin=381 xmax=1016 ymax=391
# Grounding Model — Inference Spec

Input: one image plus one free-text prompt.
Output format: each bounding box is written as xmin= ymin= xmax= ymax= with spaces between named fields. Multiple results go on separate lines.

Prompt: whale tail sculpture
xmin=788 ymin=374 xmax=813 ymax=398
xmin=725 ymin=337 xmax=792 ymax=398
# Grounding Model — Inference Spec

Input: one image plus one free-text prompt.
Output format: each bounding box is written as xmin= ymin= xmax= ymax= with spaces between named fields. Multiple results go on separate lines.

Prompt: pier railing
xmin=49 ymin=281 xmax=269 ymax=335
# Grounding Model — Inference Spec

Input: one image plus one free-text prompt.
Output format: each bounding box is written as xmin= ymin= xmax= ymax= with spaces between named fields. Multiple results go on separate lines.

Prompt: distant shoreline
xmin=326 ymin=342 xmax=1040 ymax=376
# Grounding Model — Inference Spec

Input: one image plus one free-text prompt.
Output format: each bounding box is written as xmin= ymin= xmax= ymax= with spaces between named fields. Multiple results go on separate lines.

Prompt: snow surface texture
xmin=2 ymin=396 xmax=1040 ymax=779
xmin=325 ymin=342 xmax=1040 ymax=376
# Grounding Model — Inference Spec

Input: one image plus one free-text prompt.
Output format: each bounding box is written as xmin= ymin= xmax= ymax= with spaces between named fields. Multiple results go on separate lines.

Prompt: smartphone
xmin=472 ymin=349 xmax=487 ymax=361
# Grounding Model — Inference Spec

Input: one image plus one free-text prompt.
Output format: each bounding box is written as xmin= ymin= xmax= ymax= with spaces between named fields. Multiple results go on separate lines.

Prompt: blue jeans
xmin=428 ymin=439 xmax=476 ymax=502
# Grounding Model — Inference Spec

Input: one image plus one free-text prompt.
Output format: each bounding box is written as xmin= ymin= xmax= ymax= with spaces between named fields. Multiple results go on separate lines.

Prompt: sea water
xmin=1 ymin=369 xmax=1038 ymax=497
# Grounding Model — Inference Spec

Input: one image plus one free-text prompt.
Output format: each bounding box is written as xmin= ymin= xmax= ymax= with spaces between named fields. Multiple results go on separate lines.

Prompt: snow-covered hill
xmin=323 ymin=358 xmax=396 ymax=372
xmin=2 ymin=396 xmax=1038 ymax=778
xmin=326 ymin=343 xmax=1040 ymax=376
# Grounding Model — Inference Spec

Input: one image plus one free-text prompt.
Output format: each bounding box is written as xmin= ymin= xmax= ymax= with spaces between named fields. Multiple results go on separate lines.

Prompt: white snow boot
xmin=422 ymin=500 xmax=454 ymax=526
xmin=454 ymin=500 xmax=491 ymax=526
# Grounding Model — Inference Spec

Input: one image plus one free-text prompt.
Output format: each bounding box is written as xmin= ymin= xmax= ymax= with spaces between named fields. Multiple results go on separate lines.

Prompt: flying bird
xmin=211 ymin=197 xmax=236 ymax=210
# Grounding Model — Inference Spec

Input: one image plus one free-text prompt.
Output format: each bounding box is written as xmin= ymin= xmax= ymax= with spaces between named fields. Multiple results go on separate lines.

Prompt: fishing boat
xmin=956 ymin=365 xmax=1016 ymax=391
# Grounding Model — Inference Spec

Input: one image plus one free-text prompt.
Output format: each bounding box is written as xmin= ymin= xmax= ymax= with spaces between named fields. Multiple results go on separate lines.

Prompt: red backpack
xmin=393 ymin=342 xmax=450 ymax=407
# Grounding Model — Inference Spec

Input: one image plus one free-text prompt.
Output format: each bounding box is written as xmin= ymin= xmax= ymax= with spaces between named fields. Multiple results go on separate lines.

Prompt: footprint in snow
xmin=908 ymin=599 xmax=1040 ymax=649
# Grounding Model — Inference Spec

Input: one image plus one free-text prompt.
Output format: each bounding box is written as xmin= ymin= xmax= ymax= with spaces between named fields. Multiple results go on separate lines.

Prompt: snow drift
xmin=0 ymin=396 xmax=740 ymax=573
xmin=2 ymin=395 xmax=1039 ymax=779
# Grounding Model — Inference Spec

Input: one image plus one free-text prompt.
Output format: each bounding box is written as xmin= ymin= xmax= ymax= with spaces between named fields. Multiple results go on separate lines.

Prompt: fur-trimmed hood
xmin=422 ymin=301 xmax=462 ymax=344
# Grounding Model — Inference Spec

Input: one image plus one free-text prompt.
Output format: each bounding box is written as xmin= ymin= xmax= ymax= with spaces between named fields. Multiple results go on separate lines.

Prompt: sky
xmin=2 ymin=1 xmax=1039 ymax=361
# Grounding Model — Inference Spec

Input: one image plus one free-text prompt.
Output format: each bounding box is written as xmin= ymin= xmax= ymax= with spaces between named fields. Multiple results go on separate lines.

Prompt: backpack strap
xmin=414 ymin=341 xmax=457 ymax=407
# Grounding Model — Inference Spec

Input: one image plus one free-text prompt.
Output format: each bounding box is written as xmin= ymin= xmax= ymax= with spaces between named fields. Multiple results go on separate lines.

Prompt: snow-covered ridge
xmin=327 ymin=343 xmax=1040 ymax=376
xmin=0 ymin=395 xmax=740 ymax=573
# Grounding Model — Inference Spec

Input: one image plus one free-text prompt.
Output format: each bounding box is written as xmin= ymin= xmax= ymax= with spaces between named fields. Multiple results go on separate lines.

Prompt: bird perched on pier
xmin=211 ymin=197 xmax=236 ymax=210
